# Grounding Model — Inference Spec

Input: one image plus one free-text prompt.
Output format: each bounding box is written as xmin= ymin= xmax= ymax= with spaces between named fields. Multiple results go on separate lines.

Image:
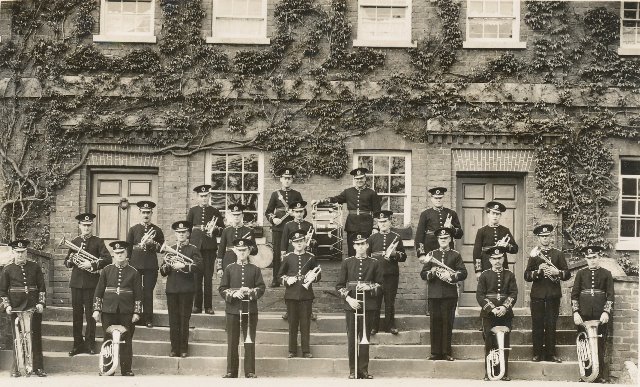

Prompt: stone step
xmin=42 ymin=336 xmax=578 ymax=360
xmin=41 ymin=321 xmax=578 ymax=345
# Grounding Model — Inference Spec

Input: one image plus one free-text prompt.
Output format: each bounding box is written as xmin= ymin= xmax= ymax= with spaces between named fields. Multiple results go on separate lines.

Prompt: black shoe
xmin=594 ymin=377 xmax=608 ymax=383
xmin=303 ymin=352 xmax=313 ymax=358
xmin=389 ymin=327 xmax=399 ymax=335
xmin=87 ymin=343 xmax=97 ymax=355
xmin=348 ymin=373 xmax=356 ymax=379
xmin=34 ymin=369 xmax=48 ymax=377
xmin=358 ymin=373 xmax=374 ymax=379
xmin=370 ymin=329 xmax=378 ymax=336
xmin=311 ymin=313 xmax=317 ymax=321
xmin=181 ymin=352 xmax=188 ymax=358
xmin=192 ymin=307 xmax=202 ymax=314
xmin=170 ymin=352 xmax=178 ymax=357
xmin=444 ymin=355 xmax=454 ymax=361
xmin=222 ymin=373 xmax=237 ymax=378
xmin=548 ymin=355 xmax=562 ymax=363
xmin=532 ymin=355 xmax=541 ymax=362
xmin=122 ymin=371 xmax=135 ymax=377
xmin=10 ymin=371 xmax=21 ymax=377
xmin=68 ymin=346 xmax=84 ymax=356
xmin=270 ymin=282 xmax=280 ymax=288
xmin=205 ymin=308 xmax=215 ymax=315
xmin=246 ymin=373 xmax=257 ymax=378
xmin=427 ymin=355 xmax=441 ymax=360
xmin=282 ymin=312 xmax=288 ymax=320
xmin=501 ymin=376 xmax=511 ymax=381
xmin=288 ymin=352 xmax=296 ymax=358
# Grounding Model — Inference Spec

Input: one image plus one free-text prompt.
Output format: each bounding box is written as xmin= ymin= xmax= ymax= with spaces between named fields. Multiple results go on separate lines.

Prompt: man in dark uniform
xmin=0 ymin=240 xmax=47 ymax=377
xmin=278 ymin=230 xmax=321 ymax=358
xmin=126 ymin=201 xmax=164 ymax=328
xmin=219 ymin=238 xmax=266 ymax=378
xmin=524 ymin=224 xmax=571 ymax=363
xmin=280 ymin=200 xmax=317 ymax=255
xmin=473 ymin=201 xmax=518 ymax=278
xmin=187 ymin=184 xmax=225 ymax=314
xmin=92 ymin=240 xmax=142 ymax=376
xmin=317 ymin=168 xmax=381 ymax=258
xmin=366 ymin=210 xmax=406 ymax=335
xmin=336 ymin=234 xmax=384 ymax=379
xmin=216 ymin=203 xmax=258 ymax=277
xmin=65 ymin=212 xmax=112 ymax=355
xmin=160 ymin=221 xmax=202 ymax=358
xmin=415 ymin=187 xmax=463 ymax=256
xmin=476 ymin=246 xmax=518 ymax=381
xmin=419 ymin=227 xmax=467 ymax=361
xmin=265 ymin=167 xmax=304 ymax=287
xmin=571 ymin=245 xmax=614 ymax=383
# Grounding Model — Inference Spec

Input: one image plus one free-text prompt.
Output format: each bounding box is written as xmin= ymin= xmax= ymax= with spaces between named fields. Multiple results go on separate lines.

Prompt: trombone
xmin=237 ymin=290 xmax=253 ymax=378
xmin=59 ymin=236 xmax=101 ymax=273
xmin=353 ymin=281 xmax=370 ymax=379
xmin=160 ymin=243 xmax=194 ymax=267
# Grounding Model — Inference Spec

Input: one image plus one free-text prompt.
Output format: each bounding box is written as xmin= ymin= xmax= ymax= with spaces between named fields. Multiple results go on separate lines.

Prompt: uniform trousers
xmin=10 ymin=311 xmax=43 ymax=372
xmin=372 ymin=274 xmax=399 ymax=331
xmin=225 ymin=312 xmax=258 ymax=376
xmin=530 ymin=297 xmax=560 ymax=358
xmin=285 ymin=299 xmax=312 ymax=353
xmin=101 ymin=312 xmax=135 ymax=374
xmin=428 ymin=297 xmax=458 ymax=356
xmin=345 ymin=309 xmax=374 ymax=375
xmin=577 ymin=312 xmax=609 ymax=379
xmin=139 ymin=269 xmax=158 ymax=324
xmin=271 ymin=230 xmax=283 ymax=282
xmin=166 ymin=293 xmax=194 ymax=353
xmin=194 ymin=249 xmax=216 ymax=310
xmin=71 ymin=287 xmax=96 ymax=348
xmin=482 ymin=315 xmax=512 ymax=378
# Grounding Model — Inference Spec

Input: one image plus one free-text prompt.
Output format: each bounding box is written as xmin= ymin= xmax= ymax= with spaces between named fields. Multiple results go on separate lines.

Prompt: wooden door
xmin=457 ymin=176 xmax=524 ymax=307
xmin=90 ymin=172 xmax=158 ymax=252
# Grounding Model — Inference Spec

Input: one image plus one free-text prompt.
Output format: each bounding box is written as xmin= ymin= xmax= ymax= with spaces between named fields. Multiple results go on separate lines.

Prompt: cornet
xmin=160 ymin=243 xmax=194 ymax=268
xmin=486 ymin=326 xmax=510 ymax=381
xmin=138 ymin=228 xmax=160 ymax=251
xmin=206 ymin=216 xmax=219 ymax=237
xmin=577 ymin=320 xmax=601 ymax=383
xmin=302 ymin=266 xmax=321 ymax=289
xmin=59 ymin=236 xmax=100 ymax=273
xmin=12 ymin=308 xmax=35 ymax=376
xmin=99 ymin=325 xmax=127 ymax=376
xmin=305 ymin=226 xmax=314 ymax=248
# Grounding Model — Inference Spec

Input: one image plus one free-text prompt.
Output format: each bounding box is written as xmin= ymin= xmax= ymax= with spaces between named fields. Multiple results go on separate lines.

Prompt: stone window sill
xmin=206 ymin=37 xmax=271 ymax=45
xmin=617 ymin=46 xmax=640 ymax=56
xmin=353 ymin=39 xmax=417 ymax=48
xmin=615 ymin=240 xmax=640 ymax=251
xmin=463 ymin=40 xmax=527 ymax=49
xmin=93 ymin=34 xmax=157 ymax=44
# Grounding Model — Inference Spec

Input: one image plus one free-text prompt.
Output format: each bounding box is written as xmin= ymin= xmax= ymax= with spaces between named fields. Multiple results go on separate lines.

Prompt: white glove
xmin=599 ymin=312 xmax=609 ymax=324
xmin=92 ymin=311 xmax=101 ymax=323
xmin=346 ymin=296 xmax=360 ymax=310
xmin=35 ymin=304 xmax=44 ymax=314
xmin=573 ymin=312 xmax=584 ymax=326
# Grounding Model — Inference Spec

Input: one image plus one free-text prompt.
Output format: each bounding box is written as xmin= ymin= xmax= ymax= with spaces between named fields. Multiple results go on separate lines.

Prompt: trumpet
xmin=205 ymin=216 xmax=219 ymax=237
xmin=421 ymin=251 xmax=457 ymax=284
xmin=160 ymin=243 xmax=194 ymax=268
xmin=99 ymin=325 xmax=127 ymax=376
xmin=577 ymin=320 xmax=601 ymax=383
xmin=302 ymin=266 xmax=322 ymax=289
xmin=486 ymin=326 xmax=511 ymax=381
xmin=59 ymin=236 xmax=100 ymax=273
xmin=12 ymin=308 xmax=35 ymax=376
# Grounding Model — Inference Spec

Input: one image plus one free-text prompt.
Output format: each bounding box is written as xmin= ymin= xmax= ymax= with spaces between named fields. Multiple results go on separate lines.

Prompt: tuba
xmin=99 ymin=325 xmax=128 ymax=376
xmin=577 ymin=320 xmax=601 ymax=383
xmin=12 ymin=308 xmax=35 ymax=376
xmin=486 ymin=326 xmax=510 ymax=381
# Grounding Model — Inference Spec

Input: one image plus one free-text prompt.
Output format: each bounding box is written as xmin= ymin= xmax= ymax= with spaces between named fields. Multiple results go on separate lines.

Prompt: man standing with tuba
xmin=65 ymin=212 xmax=112 ymax=356
xmin=219 ymin=238 xmax=266 ymax=378
xmin=473 ymin=202 xmax=518 ymax=278
xmin=217 ymin=203 xmax=259 ymax=277
xmin=126 ymin=201 xmax=165 ymax=328
xmin=0 ymin=240 xmax=47 ymax=377
xmin=92 ymin=241 xmax=142 ymax=376
xmin=571 ymin=245 xmax=614 ymax=383
xmin=336 ymin=234 xmax=384 ymax=379
xmin=187 ymin=184 xmax=225 ymax=315
xmin=366 ymin=210 xmax=406 ymax=335
xmin=476 ymin=246 xmax=518 ymax=381
xmin=419 ymin=227 xmax=467 ymax=361
xmin=160 ymin=221 xmax=202 ymax=358
xmin=278 ymin=230 xmax=321 ymax=358
xmin=524 ymin=224 xmax=571 ymax=363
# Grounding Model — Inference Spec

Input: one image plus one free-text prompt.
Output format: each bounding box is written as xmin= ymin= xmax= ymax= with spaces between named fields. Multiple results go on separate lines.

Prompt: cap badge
xmin=115 ymin=243 xmax=120 ymax=249
xmin=85 ymin=215 xmax=90 ymax=221
xmin=144 ymin=203 xmax=149 ymax=208
xmin=587 ymin=248 xmax=593 ymax=254
xmin=18 ymin=242 xmax=23 ymax=248
xmin=436 ymin=190 xmax=441 ymax=194
xmin=295 ymin=233 xmax=301 ymax=238
xmin=239 ymin=241 xmax=244 ymax=246
xmin=179 ymin=223 xmax=184 ymax=228
xmin=493 ymin=205 xmax=499 ymax=210
xmin=542 ymin=227 xmax=547 ymax=232
xmin=494 ymin=249 xmax=500 ymax=255
xmin=201 ymin=187 xmax=207 ymax=192
xmin=285 ymin=169 xmax=290 ymax=174
xmin=233 ymin=206 xmax=238 ymax=211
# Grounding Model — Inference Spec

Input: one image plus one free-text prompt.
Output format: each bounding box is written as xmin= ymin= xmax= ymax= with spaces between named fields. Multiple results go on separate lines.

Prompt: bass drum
xmin=251 ymin=244 xmax=273 ymax=269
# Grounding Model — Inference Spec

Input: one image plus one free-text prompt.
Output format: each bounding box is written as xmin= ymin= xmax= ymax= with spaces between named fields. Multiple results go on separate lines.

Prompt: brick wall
xmin=609 ymin=277 xmax=639 ymax=383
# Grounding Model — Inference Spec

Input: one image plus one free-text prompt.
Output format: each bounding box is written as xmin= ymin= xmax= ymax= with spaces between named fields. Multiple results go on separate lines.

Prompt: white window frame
xmin=94 ymin=0 xmax=157 ymax=43
xmin=207 ymin=0 xmax=270 ymax=45
xmin=206 ymin=151 xmax=265 ymax=226
xmin=619 ymin=1 xmax=640 ymax=56
xmin=353 ymin=151 xmax=412 ymax=226
xmin=618 ymin=158 xmax=640 ymax=250
xmin=463 ymin=0 xmax=526 ymax=49
xmin=353 ymin=0 xmax=417 ymax=48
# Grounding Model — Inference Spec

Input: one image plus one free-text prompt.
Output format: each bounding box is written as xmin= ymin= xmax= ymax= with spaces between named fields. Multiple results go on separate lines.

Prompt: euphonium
xmin=486 ymin=326 xmax=510 ymax=381
xmin=577 ymin=320 xmax=601 ymax=383
xmin=12 ymin=308 xmax=35 ymax=376
xmin=99 ymin=325 xmax=127 ymax=376
xmin=302 ymin=266 xmax=322 ymax=289
xmin=160 ymin=243 xmax=195 ymax=266
xmin=59 ymin=236 xmax=101 ymax=272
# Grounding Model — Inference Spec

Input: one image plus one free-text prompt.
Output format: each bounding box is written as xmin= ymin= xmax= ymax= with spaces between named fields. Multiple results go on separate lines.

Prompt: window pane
xmin=243 ymin=193 xmax=258 ymax=210
xmin=244 ymin=154 xmax=259 ymax=172
xmin=622 ymin=178 xmax=638 ymax=196
xmin=137 ymin=1 xmax=151 ymax=13
xmin=485 ymin=0 xmax=498 ymax=14
xmin=211 ymin=173 xmax=226 ymax=190
xmin=498 ymin=21 xmax=513 ymax=38
xmin=380 ymin=195 xmax=389 ymax=211
xmin=243 ymin=173 xmax=258 ymax=191
xmin=227 ymin=173 xmax=242 ymax=191
xmin=211 ymin=193 xmax=226 ymax=209
xmin=621 ymin=219 xmax=636 ymax=237
xmin=485 ymin=23 xmax=498 ymax=38
xmin=218 ymin=0 xmax=233 ymax=14
xmin=247 ymin=0 xmax=262 ymax=17
xmin=390 ymin=196 xmax=404 ymax=214
xmin=374 ymin=156 xmax=389 ymax=174
xmin=622 ymin=200 xmax=637 ymax=215
xmin=390 ymin=157 xmax=405 ymax=174
xmin=469 ymin=0 xmax=483 ymax=14
xmin=358 ymin=156 xmax=373 ymax=171
xmin=390 ymin=176 xmax=405 ymax=194
xmin=122 ymin=2 xmax=136 ymax=13
xmin=374 ymin=176 xmax=389 ymax=193
xmin=621 ymin=159 xmax=640 ymax=175
xmin=211 ymin=155 xmax=227 ymax=171
xmin=228 ymin=154 xmax=243 ymax=171
xmin=469 ymin=22 xmax=483 ymax=38
xmin=499 ymin=0 xmax=513 ymax=16
xmin=243 ymin=212 xmax=257 ymax=224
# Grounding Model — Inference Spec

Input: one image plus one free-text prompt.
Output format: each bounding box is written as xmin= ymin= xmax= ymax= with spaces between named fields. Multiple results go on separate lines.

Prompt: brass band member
xmin=366 ymin=210 xmax=406 ymax=335
xmin=336 ymin=234 xmax=384 ymax=379
xmin=415 ymin=187 xmax=463 ymax=255
xmin=524 ymin=224 xmax=571 ymax=363
xmin=216 ymin=203 xmax=258 ymax=277
xmin=473 ymin=202 xmax=518 ymax=278
xmin=0 ymin=240 xmax=47 ymax=377
xmin=187 ymin=184 xmax=224 ymax=314
xmin=160 ymin=221 xmax=203 ymax=358
xmin=278 ymin=230 xmax=321 ymax=358
xmin=476 ymin=246 xmax=517 ymax=381
xmin=419 ymin=228 xmax=467 ymax=361
xmin=65 ymin=212 xmax=112 ymax=355
xmin=219 ymin=238 xmax=266 ymax=378
xmin=265 ymin=167 xmax=304 ymax=288
xmin=315 ymin=168 xmax=381 ymax=258
xmin=92 ymin=241 xmax=142 ymax=377
xmin=571 ymin=246 xmax=614 ymax=383
xmin=280 ymin=200 xmax=317 ymax=255
xmin=126 ymin=201 xmax=164 ymax=327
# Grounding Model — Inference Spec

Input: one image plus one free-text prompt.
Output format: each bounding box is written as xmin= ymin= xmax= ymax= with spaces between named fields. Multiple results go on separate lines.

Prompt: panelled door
xmin=91 ymin=172 xmax=158 ymax=253
xmin=456 ymin=176 xmax=525 ymax=307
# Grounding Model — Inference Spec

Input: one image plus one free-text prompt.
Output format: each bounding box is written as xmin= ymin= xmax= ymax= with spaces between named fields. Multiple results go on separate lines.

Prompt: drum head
xmin=251 ymin=245 xmax=273 ymax=268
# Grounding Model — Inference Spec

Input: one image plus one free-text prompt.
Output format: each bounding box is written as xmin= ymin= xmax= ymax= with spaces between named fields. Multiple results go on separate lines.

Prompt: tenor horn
xmin=160 ymin=243 xmax=194 ymax=266
xmin=12 ymin=309 xmax=35 ymax=376
xmin=59 ymin=236 xmax=100 ymax=272
xmin=486 ymin=326 xmax=510 ymax=381
xmin=577 ymin=320 xmax=601 ymax=383
xmin=99 ymin=325 xmax=127 ymax=376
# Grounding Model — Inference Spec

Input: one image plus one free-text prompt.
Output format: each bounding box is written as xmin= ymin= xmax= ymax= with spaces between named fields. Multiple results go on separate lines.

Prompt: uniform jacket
xmin=524 ymin=247 xmax=571 ymax=299
xmin=420 ymin=248 xmax=467 ymax=298
xmin=64 ymin=235 xmax=112 ymax=288
xmin=159 ymin=243 xmax=203 ymax=293
xmin=472 ymin=225 xmax=518 ymax=272
xmin=218 ymin=262 xmax=266 ymax=315
xmin=366 ymin=231 xmax=407 ymax=276
xmin=280 ymin=219 xmax=317 ymax=254
xmin=127 ymin=223 xmax=165 ymax=270
xmin=93 ymin=264 xmax=143 ymax=314
xmin=186 ymin=205 xmax=224 ymax=251
xmin=415 ymin=207 xmax=463 ymax=254
xmin=265 ymin=189 xmax=304 ymax=231
xmin=476 ymin=269 xmax=518 ymax=319
xmin=278 ymin=252 xmax=321 ymax=301
xmin=0 ymin=261 xmax=46 ymax=311
xmin=217 ymin=226 xmax=258 ymax=269
xmin=571 ymin=267 xmax=614 ymax=318
xmin=328 ymin=187 xmax=381 ymax=233
xmin=336 ymin=256 xmax=384 ymax=311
